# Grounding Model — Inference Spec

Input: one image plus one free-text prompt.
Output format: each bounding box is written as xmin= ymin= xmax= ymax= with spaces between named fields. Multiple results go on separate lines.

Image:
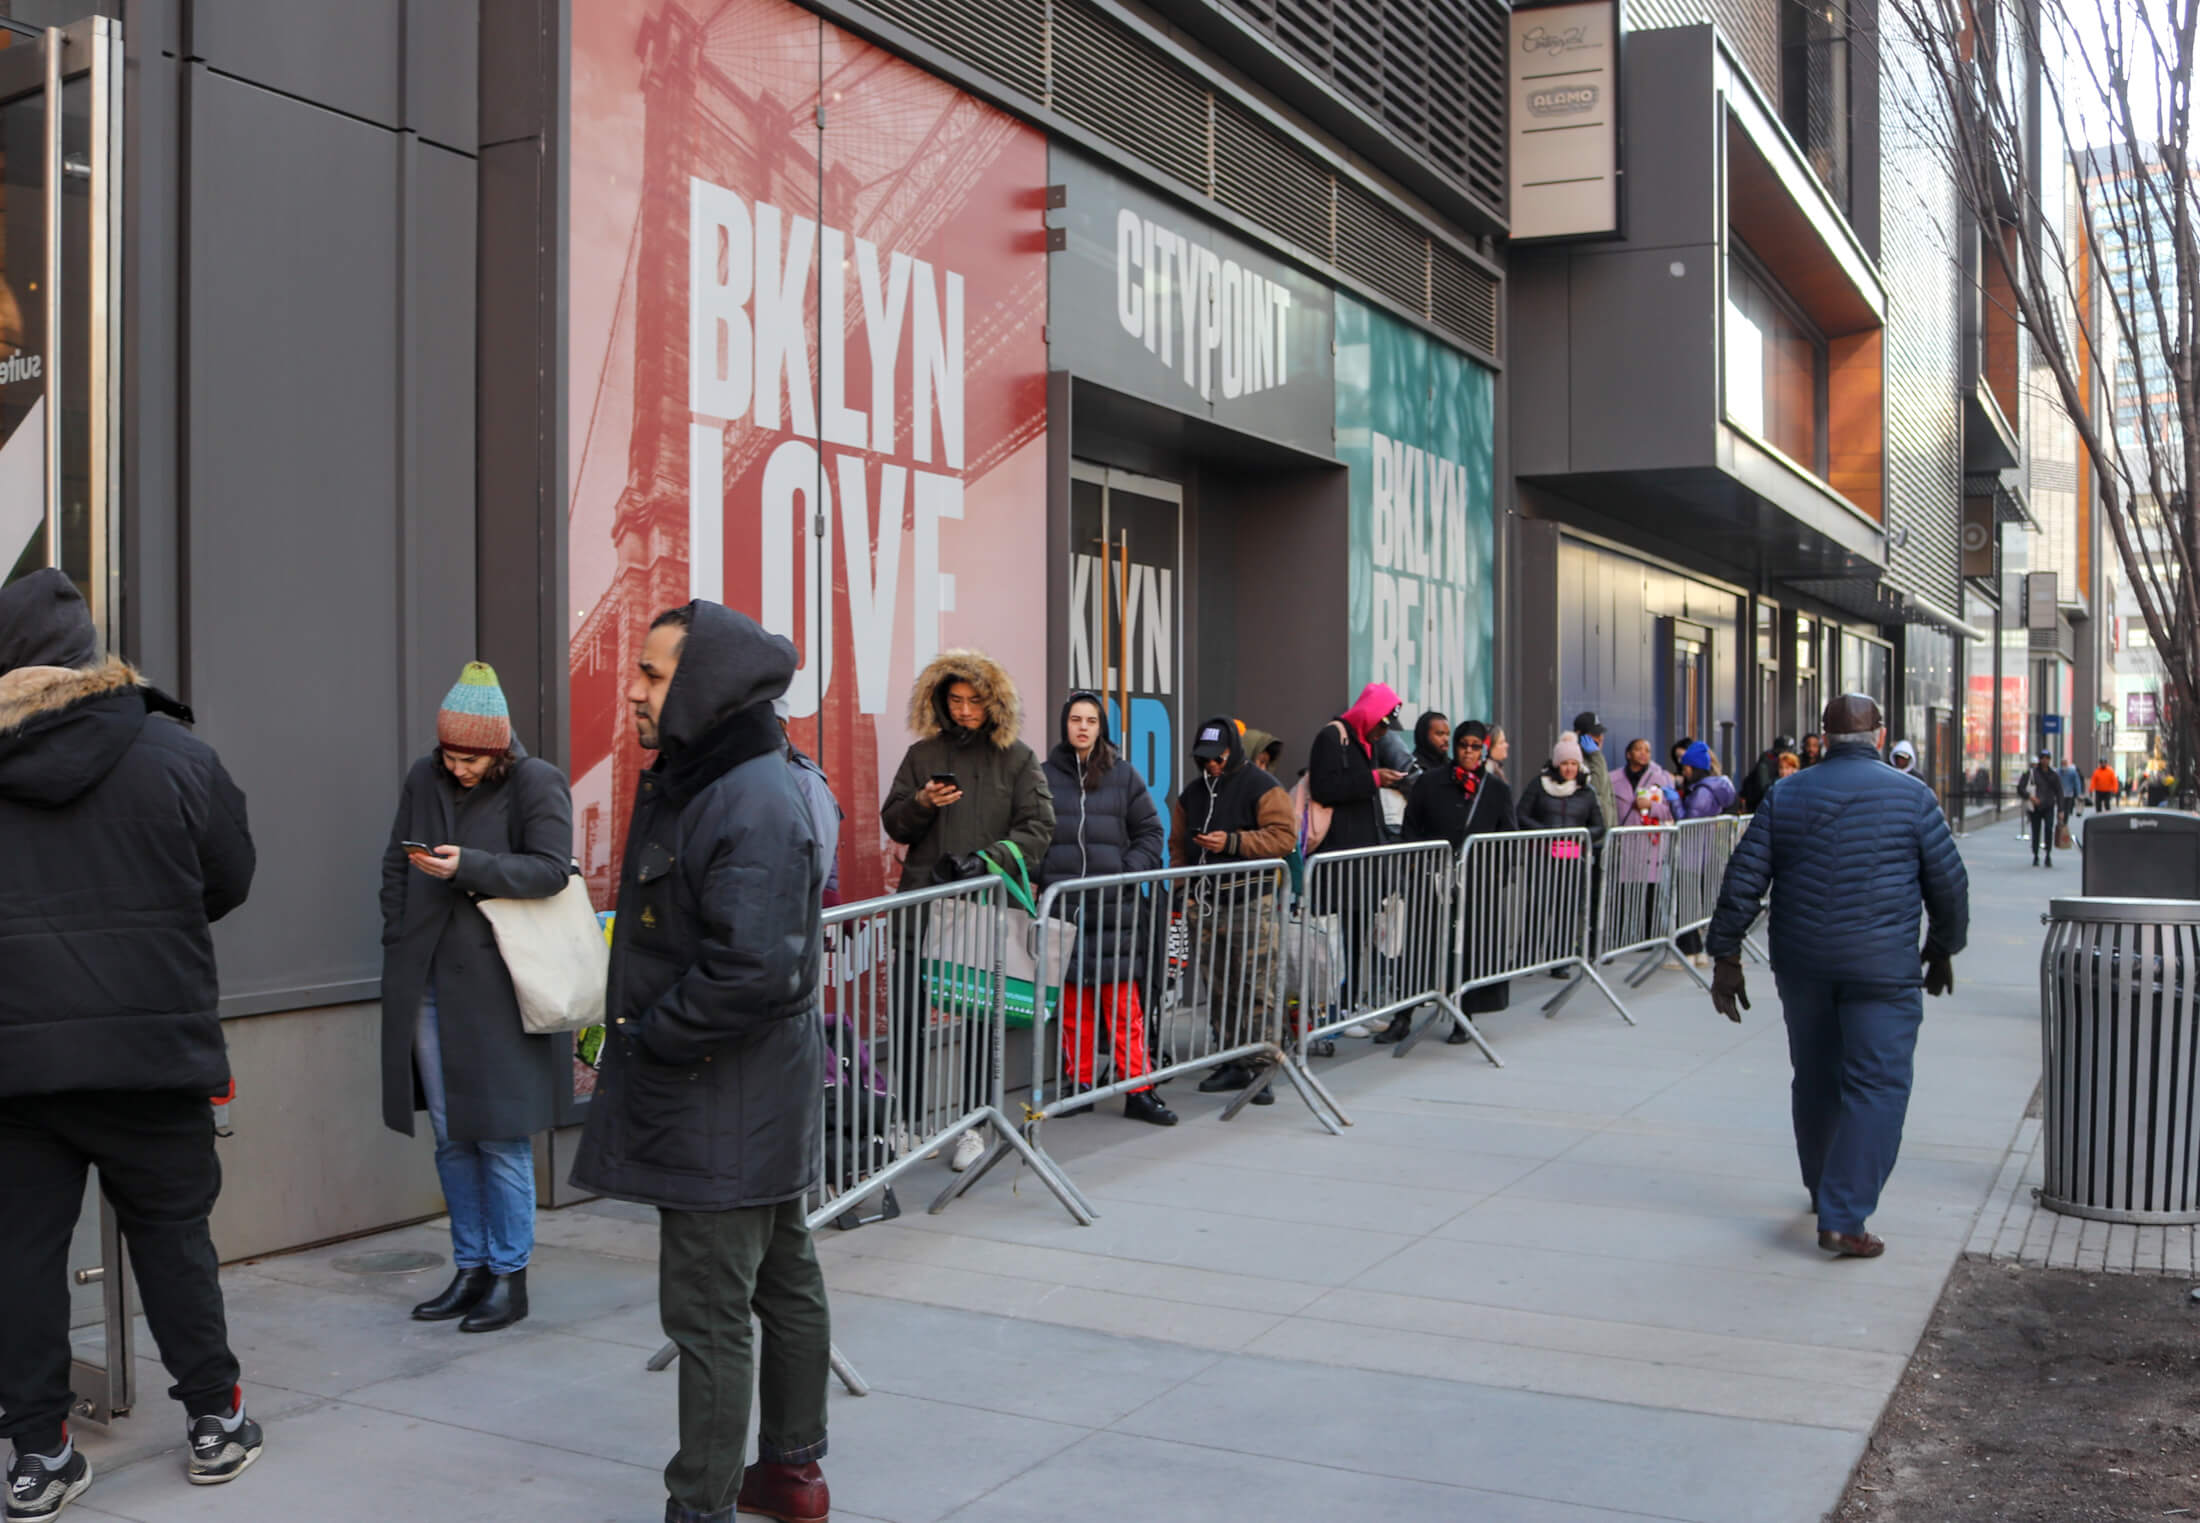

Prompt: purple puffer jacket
xmin=1682 ymin=772 xmax=1738 ymax=819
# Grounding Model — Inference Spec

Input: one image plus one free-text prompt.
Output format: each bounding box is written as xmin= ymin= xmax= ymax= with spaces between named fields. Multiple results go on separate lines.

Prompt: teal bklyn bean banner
xmin=1337 ymin=294 xmax=1496 ymax=730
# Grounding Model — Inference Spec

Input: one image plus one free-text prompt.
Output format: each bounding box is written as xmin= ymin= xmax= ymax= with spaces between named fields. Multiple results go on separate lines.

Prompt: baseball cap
xmin=1191 ymin=722 xmax=1231 ymax=761
xmin=1571 ymin=710 xmax=1605 ymax=738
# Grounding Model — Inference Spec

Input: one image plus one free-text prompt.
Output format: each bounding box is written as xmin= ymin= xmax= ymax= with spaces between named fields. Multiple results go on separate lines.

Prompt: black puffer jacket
xmin=571 ymin=603 xmax=826 ymax=1212
xmin=0 ymin=570 xmax=255 ymax=1098
xmin=1707 ymin=738 xmax=1969 ymax=985
xmin=1039 ymin=692 xmax=1166 ymax=985
xmin=1515 ymin=768 xmax=1608 ymax=844
xmin=379 ymin=744 xmax=573 ymax=1141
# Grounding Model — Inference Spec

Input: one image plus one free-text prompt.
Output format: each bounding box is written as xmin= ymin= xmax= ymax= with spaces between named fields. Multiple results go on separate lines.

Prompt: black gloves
xmin=1710 ymin=956 xmax=1750 ymax=1022
xmin=933 ymin=851 xmax=985 ymax=883
xmin=1923 ymin=946 xmax=1955 ymax=997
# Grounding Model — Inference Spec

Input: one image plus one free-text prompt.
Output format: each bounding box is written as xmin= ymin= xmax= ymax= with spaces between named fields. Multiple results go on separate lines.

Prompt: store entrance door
xmin=1068 ymin=463 xmax=1182 ymax=817
xmin=0 ymin=15 xmax=121 ymax=635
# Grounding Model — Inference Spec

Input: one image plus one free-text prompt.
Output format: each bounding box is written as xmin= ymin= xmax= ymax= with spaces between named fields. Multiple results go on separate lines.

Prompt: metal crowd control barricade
xmin=1398 ymin=826 xmax=1634 ymax=1051
xmin=1596 ymin=824 xmax=1673 ymax=988
xmin=1655 ymin=816 xmax=1748 ymax=990
xmin=647 ymin=876 xmax=1090 ymax=1390
xmin=1291 ymin=841 xmax=1492 ymax=1113
xmin=1011 ymin=858 xmax=1308 ymax=1216
xmin=2038 ymin=898 xmax=2200 ymax=1223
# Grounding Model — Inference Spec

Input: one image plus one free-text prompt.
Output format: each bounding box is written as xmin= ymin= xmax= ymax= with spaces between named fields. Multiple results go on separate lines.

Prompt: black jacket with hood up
xmin=571 ymin=603 xmax=826 ymax=1211
xmin=1038 ymin=692 xmax=1166 ymax=985
xmin=0 ymin=570 xmax=255 ymax=1098
xmin=1169 ymin=717 xmax=1298 ymax=867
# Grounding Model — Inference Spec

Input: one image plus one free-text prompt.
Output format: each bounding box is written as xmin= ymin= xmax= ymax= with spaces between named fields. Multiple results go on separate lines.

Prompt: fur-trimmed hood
xmin=0 ymin=656 xmax=140 ymax=736
xmin=906 ymin=648 xmax=1022 ymax=750
xmin=0 ymin=657 xmax=163 ymax=808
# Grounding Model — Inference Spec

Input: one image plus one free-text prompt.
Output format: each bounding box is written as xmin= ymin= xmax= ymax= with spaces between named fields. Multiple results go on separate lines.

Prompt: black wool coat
xmin=380 ymin=746 xmax=574 ymax=1141
xmin=1307 ymin=719 xmax=1387 ymax=854
xmin=571 ymin=603 xmax=826 ymax=1213
xmin=1038 ymin=741 xmax=1166 ymax=985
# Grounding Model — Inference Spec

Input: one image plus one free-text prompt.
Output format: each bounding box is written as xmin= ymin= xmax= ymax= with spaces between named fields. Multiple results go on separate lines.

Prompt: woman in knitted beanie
xmin=378 ymin=662 xmax=575 ymax=1333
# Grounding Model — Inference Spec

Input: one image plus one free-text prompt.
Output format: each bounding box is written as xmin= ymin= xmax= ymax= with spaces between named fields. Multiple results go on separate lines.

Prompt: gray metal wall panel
xmin=404 ymin=0 xmax=480 ymax=152
xmin=1616 ymin=30 xmax=1721 ymax=251
xmin=186 ymin=67 xmax=401 ymax=1003
xmin=125 ymin=0 xmax=182 ymax=55
xmin=403 ymin=138 xmax=481 ymax=761
xmin=1506 ymin=259 xmax=1571 ymax=479
xmin=1567 ymin=247 xmax=1720 ymax=473
xmin=478 ymin=0 xmax=555 ymax=146
xmin=192 ymin=0 xmax=403 ymax=127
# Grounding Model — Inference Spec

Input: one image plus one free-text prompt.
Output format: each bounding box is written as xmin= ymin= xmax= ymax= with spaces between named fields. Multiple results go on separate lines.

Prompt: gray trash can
xmin=2040 ymin=897 xmax=2200 ymax=1223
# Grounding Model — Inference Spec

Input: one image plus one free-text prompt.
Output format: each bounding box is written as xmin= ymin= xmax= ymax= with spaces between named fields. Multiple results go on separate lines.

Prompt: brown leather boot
xmin=736 ymin=1461 xmax=829 ymax=1523
xmin=1818 ymin=1229 xmax=1885 ymax=1258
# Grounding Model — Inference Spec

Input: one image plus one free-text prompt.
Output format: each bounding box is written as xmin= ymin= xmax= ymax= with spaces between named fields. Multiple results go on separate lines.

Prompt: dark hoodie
xmin=1410 ymin=712 xmax=1451 ymax=775
xmin=571 ymin=601 xmax=827 ymax=1212
xmin=0 ymin=569 xmax=256 ymax=1098
xmin=1039 ymin=692 xmax=1167 ymax=984
xmin=1170 ymin=716 xmax=1297 ymax=866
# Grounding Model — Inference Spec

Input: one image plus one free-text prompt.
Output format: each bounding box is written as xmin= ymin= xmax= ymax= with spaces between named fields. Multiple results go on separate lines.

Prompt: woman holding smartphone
xmin=881 ymin=651 xmax=1053 ymax=1170
xmin=379 ymin=663 xmax=574 ymax=1333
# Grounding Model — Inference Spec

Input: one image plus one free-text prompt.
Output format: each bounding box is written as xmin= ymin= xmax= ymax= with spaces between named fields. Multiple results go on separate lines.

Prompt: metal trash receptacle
xmin=2081 ymin=810 xmax=2200 ymax=898
xmin=2040 ymin=897 xmax=2200 ymax=1223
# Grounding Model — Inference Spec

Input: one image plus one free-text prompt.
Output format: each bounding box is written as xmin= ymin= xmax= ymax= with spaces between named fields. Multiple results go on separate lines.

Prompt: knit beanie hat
xmin=1681 ymin=740 xmax=1714 ymax=772
xmin=1551 ymin=732 xmax=1585 ymax=768
xmin=437 ymin=662 xmax=512 ymax=753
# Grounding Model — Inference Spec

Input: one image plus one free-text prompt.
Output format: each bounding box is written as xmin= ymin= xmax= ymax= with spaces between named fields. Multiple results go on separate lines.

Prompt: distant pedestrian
xmin=1307 ymin=682 xmax=1405 ymax=1013
xmin=1673 ymin=741 xmax=1737 ymax=963
xmin=1487 ymin=724 xmax=1512 ymax=781
xmin=1889 ymin=739 xmax=1918 ymax=777
xmin=1777 ymin=751 xmax=1801 ymax=779
xmin=2091 ymin=762 xmax=2119 ymax=813
xmin=1707 ymin=694 xmax=1969 ymax=1259
xmin=1801 ymin=733 xmax=1824 ymax=767
xmin=2147 ymin=773 xmax=2172 ymax=808
xmin=2023 ymin=750 xmax=2064 ymax=866
xmin=0 ymin=570 xmax=264 ymax=1515
xmin=1401 ymin=720 xmax=1518 ymax=1037
xmin=1172 ymin=717 xmax=1296 ymax=1100
xmin=879 ymin=650 xmax=1053 ymax=1171
xmin=2057 ymin=759 xmax=2082 ymax=826
xmin=1742 ymin=734 xmax=1796 ymax=812
xmin=570 ymin=602 xmax=834 ymax=1523
xmin=381 ymin=661 xmax=575 ymax=1334
xmin=1572 ymin=711 xmax=1618 ymax=836
xmin=1038 ymin=692 xmax=1174 ymax=1127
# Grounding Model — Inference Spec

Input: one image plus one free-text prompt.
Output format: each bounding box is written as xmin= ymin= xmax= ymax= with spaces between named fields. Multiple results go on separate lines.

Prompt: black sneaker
xmin=7 ymin=1447 xmax=91 ymax=1522
xmin=186 ymin=1408 xmax=263 ymax=1486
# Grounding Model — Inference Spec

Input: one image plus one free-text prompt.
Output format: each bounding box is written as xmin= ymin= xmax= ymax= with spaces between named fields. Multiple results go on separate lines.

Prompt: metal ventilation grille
xmin=1335 ymin=176 xmax=1430 ymax=314
xmin=1431 ymin=240 xmax=1499 ymax=354
xmin=1221 ymin=0 xmax=1509 ymax=216
xmin=1051 ymin=0 xmax=1214 ymax=192
xmin=838 ymin=0 xmax=1502 ymax=360
xmin=859 ymin=0 xmax=1049 ymax=100
xmin=1212 ymin=92 xmax=1335 ymax=261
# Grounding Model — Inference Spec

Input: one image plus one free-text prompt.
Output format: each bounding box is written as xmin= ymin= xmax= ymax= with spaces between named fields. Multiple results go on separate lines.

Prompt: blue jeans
xmin=1776 ymin=976 xmax=1923 ymax=1235
xmin=416 ymin=990 xmax=535 ymax=1275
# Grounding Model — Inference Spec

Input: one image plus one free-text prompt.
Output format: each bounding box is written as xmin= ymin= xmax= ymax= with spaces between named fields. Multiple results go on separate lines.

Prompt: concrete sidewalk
xmin=62 ymin=825 xmax=2051 ymax=1523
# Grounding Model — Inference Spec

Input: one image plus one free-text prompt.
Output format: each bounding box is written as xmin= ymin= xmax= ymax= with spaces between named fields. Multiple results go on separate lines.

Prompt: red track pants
xmin=1060 ymin=983 xmax=1153 ymax=1092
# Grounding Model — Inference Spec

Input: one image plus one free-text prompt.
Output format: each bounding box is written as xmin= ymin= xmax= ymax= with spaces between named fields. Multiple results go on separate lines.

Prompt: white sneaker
xmin=950 ymin=1128 xmax=989 ymax=1172
xmin=1340 ymin=1022 xmax=1376 ymax=1038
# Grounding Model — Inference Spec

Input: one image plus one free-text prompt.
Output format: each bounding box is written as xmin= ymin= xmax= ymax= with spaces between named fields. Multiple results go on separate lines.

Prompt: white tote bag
xmin=476 ymin=870 xmax=610 ymax=1036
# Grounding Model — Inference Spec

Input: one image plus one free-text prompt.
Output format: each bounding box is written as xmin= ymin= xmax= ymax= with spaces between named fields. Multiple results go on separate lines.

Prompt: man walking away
xmin=0 ymin=570 xmax=262 ymax=1519
xmin=2023 ymin=750 xmax=2064 ymax=866
xmin=2091 ymin=761 xmax=2119 ymax=814
xmin=572 ymin=602 xmax=832 ymax=1523
xmin=2057 ymin=757 xmax=2082 ymax=827
xmin=1705 ymin=694 xmax=1968 ymax=1259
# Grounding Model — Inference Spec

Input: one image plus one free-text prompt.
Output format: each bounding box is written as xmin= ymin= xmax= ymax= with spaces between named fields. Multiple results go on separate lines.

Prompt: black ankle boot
xmin=1125 ymin=1089 xmax=1178 ymax=1126
xmin=1198 ymin=1062 xmax=1253 ymax=1092
xmin=1370 ymin=1011 xmax=1414 ymax=1045
xmin=411 ymin=1265 xmax=493 ymax=1322
xmin=459 ymin=1268 xmax=529 ymax=1333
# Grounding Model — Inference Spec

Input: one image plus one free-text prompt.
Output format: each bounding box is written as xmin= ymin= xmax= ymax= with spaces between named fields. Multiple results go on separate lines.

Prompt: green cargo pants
xmin=659 ymin=1197 xmax=831 ymax=1519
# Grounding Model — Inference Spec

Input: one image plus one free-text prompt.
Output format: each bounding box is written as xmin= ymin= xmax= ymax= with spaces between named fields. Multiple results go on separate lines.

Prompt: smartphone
xmin=929 ymin=773 xmax=958 ymax=788
xmin=401 ymin=840 xmax=435 ymax=854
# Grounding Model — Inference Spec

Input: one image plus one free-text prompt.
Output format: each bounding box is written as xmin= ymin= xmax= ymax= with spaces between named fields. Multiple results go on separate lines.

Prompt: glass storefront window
xmin=1725 ymin=245 xmax=1827 ymax=474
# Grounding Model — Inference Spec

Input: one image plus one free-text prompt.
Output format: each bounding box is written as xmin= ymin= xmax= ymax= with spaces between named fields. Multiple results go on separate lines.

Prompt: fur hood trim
xmin=0 ymin=656 xmax=139 ymax=736
xmin=906 ymin=648 xmax=1022 ymax=750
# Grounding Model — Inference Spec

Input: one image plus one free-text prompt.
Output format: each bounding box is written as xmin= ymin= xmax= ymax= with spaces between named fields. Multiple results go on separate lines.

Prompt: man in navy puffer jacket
xmin=1706 ymin=694 xmax=1968 ymax=1260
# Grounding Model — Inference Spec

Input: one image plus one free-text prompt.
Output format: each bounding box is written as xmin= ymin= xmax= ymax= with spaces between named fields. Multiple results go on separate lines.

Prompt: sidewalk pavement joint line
xmin=826 ymin=1238 xmax=1336 ymax=1307
xmin=321 ymin=1389 xmax=679 ymax=1471
xmin=1072 ymin=1421 xmax=1724 ymax=1523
